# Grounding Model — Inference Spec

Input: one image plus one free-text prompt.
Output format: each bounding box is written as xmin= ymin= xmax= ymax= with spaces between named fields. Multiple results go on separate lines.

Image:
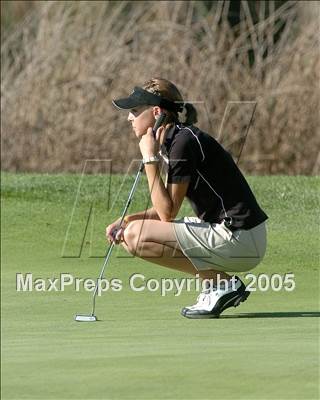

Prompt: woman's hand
xmin=139 ymin=126 xmax=164 ymax=158
xmin=105 ymin=219 xmax=125 ymax=245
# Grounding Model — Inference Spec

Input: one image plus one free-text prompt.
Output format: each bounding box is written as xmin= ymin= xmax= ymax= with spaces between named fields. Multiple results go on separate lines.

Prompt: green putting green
xmin=1 ymin=173 xmax=319 ymax=399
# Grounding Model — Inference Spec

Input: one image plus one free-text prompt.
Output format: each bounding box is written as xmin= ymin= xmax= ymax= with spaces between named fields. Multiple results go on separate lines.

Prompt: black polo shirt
xmin=159 ymin=124 xmax=268 ymax=231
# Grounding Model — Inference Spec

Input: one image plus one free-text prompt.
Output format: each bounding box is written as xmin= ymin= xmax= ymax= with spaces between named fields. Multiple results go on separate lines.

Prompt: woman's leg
xmin=121 ymin=219 xmax=247 ymax=319
xmin=122 ymin=240 xmax=197 ymax=275
xmin=122 ymin=219 xmax=196 ymax=275
xmin=121 ymin=219 xmax=231 ymax=282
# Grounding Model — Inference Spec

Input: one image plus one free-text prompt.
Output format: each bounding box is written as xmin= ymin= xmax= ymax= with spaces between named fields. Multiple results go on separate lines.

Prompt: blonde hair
xmin=142 ymin=77 xmax=197 ymax=125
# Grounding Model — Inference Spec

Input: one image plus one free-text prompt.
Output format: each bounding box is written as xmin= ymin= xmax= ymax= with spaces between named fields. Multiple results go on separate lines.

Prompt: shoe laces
xmin=195 ymin=286 xmax=217 ymax=306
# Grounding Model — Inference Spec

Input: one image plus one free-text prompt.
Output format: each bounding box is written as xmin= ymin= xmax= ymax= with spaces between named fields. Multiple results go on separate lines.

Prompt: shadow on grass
xmin=221 ymin=311 xmax=320 ymax=319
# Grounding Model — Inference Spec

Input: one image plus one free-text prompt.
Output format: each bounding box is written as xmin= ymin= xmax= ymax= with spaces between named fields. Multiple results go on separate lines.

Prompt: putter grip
xmin=152 ymin=113 xmax=166 ymax=138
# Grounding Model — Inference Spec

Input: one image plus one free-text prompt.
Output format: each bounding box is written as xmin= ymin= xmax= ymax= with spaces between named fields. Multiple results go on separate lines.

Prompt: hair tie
xmin=178 ymin=102 xmax=188 ymax=123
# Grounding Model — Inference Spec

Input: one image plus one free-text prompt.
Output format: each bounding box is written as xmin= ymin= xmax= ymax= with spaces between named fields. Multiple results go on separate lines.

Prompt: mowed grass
xmin=1 ymin=172 xmax=319 ymax=400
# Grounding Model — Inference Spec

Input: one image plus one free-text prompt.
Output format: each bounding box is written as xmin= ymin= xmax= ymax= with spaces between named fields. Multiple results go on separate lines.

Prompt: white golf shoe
xmin=181 ymin=276 xmax=250 ymax=319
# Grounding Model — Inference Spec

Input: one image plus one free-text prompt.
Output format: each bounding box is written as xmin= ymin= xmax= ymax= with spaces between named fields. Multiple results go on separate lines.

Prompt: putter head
xmin=75 ymin=314 xmax=97 ymax=322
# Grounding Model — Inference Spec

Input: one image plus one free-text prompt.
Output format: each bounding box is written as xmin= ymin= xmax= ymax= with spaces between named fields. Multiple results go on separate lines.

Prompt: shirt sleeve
xmin=167 ymin=133 xmax=197 ymax=184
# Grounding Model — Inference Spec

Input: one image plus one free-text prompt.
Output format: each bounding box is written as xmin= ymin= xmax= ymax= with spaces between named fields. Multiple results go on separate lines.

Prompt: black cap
xmin=112 ymin=86 xmax=183 ymax=113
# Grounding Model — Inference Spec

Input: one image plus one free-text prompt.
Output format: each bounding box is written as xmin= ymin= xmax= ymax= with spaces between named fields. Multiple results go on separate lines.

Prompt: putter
xmin=75 ymin=113 xmax=167 ymax=322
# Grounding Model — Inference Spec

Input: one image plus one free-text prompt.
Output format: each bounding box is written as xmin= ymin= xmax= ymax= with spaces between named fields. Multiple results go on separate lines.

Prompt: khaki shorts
xmin=172 ymin=217 xmax=267 ymax=272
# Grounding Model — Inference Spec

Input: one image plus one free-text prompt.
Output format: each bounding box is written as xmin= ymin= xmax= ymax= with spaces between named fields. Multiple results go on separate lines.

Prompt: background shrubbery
xmin=1 ymin=1 xmax=319 ymax=174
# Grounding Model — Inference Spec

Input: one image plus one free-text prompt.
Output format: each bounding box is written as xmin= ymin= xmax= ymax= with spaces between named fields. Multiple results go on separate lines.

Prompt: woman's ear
xmin=152 ymin=106 xmax=162 ymax=119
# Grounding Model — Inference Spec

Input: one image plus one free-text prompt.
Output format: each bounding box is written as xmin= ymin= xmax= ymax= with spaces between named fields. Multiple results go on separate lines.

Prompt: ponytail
xmin=142 ymin=77 xmax=198 ymax=125
xmin=178 ymin=102 xmax=198 ymax=125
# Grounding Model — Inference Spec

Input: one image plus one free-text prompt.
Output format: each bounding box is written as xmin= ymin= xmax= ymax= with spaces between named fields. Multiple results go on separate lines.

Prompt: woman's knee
xmin=123 ymin=220 xmax=141 ymax=253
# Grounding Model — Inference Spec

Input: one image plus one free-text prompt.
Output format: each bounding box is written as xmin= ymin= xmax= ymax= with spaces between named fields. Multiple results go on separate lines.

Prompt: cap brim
xmin=112 ymin=86 xmax=160 ymax=110
xmin=112 ymin=86 xmax=181 ymax=112
xmin=112 ymin=97 xmax=142 ymax=110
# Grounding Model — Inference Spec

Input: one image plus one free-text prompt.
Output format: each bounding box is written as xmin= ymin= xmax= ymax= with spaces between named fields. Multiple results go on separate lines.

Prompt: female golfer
xmin=107 ymin=78 xmax=268 ymax=318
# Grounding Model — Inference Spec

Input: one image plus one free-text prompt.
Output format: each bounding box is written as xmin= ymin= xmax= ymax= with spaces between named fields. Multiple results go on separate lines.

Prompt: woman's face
xmin=127 ymin=106 xmax=155 ymax=138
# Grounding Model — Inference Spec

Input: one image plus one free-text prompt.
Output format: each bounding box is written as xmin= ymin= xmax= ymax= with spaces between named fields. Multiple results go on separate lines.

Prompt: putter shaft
xmin=84 ymin=113 xmax=167 ymax=319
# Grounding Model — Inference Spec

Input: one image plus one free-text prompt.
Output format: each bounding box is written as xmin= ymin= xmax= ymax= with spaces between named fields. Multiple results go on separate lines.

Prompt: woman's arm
xmin=108 ymin=165 xmax=189 ymax=245
xmin=138 ymin=125 xmax=189 ymax=221
xmin=144 ymin=162 xmax=189 ymax=221
xmin=106 ymin=207 xmax=160 ymax=243
xmin=124 ymin=207 xmax=160 ymax=224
